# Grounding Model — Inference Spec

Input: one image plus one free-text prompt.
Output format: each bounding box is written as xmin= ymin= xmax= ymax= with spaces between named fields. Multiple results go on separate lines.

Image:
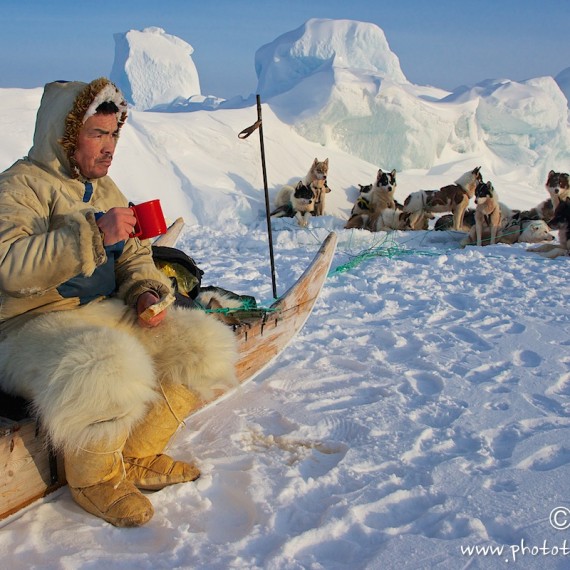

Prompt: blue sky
xmin=1 ymin=0 xmax=568 ymax=98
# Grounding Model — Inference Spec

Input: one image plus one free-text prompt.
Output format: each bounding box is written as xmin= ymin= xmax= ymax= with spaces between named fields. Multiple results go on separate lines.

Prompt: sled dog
xmin=545 ymin=170 xmax=570 ymax=209
xmin=515 ymin=220 xmax=555 ymax=244
xmin=460 ymin=182 xmax=511 ymax=246
xmin=345 ymin=208 xmax=413 ymax=232
xmin=346 ymin=184 xmax=375 ymax=221
xmin=367 ymin=169 xmax=399 ymax=213
xmin=346 ymin=183 xmax=374 ymax=226
xmin=518 ymin=198 xmax=555 ymax=225
xmin=403 ymin=166 xmax=482 ymax=231
xmin=460 ymin=216 xmax=553 ymax=246
xmin=304 ymin=158 xmax=330 ymax=216
xmin=434 ymin=209 xmax=476 ymax=232
xmin=271 ymin=181 xmax=315 ymax=227
xmin=372 ymin=208 xmax=413 ymax=231
xmin=529 ymin=198 xmax=570 ymax=258
xmin=375 ymin=168 xmax=397 ymax=193
xmin=346 ymin=170 xmax=400 ymax=227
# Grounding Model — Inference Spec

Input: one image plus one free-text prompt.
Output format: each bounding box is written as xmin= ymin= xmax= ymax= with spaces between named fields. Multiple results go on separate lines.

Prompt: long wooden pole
xmin=238 ymin=95 xmax=278 ymax=299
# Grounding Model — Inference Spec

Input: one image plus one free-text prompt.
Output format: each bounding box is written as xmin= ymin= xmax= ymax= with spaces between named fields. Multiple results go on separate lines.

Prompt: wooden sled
xmin=220 ymin=230 xmax=337 ymax=387
xmin=0 ymin=222 xmax=337 ymax=521
xmin=154 ymin=216 xmax=185 ymax=247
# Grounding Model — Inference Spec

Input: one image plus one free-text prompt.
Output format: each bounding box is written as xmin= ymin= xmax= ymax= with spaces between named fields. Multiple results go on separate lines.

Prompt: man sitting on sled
xmin=0 ymin=78 xmax=237 ymax=527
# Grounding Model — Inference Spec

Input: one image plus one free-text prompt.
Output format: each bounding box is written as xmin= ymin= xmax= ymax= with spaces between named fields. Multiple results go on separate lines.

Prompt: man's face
xmin=73 ymin=113 xmax=119 ymax=179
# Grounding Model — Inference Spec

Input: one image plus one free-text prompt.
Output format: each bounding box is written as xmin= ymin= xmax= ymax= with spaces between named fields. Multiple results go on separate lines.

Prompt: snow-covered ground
xmin=1 ymin=18 xmax=570 ymax=570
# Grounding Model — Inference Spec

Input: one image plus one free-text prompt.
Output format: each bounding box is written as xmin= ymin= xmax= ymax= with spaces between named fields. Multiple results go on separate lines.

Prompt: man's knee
xmin=138 ymin=307 xmax=238 ymax=398
xmin=0 ymin=316 xmax=159 ymax=452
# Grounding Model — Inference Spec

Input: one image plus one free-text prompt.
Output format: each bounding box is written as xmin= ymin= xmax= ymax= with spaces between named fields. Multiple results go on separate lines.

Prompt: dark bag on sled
xmin=151 ymin=245 xmax=203 ymax=300
xmin=151 ymin=245 xmax=257 ymax=313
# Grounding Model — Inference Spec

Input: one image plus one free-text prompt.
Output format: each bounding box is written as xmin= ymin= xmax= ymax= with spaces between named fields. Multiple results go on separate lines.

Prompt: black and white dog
xmin=271 ymin=181 xmax=315 ymax=227
xmin=545 ymin=170 xmax=570 ymax=209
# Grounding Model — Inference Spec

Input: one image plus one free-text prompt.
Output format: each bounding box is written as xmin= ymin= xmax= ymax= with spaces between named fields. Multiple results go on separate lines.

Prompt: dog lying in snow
xmin=403 ymin=166 xmax=482 ymax=231
xmin=434 ymin=209 xmax=476 ymax=232
xmin=461 ymin=217 xmax=554 ymax=247
xmin=512 ymin=219 xmax=555 ymax=245
xmin=270 ymin=181 xmax=315 ymax=227
xmin=517 ymin=198 xmax=555 ymax=225
xmin=528 ymin=198 xmax=570 ymax=258
xmin=438 ymin=206 xmax=553 ymax=246
xmin=344 ymin=208 xmax=413 ymax=232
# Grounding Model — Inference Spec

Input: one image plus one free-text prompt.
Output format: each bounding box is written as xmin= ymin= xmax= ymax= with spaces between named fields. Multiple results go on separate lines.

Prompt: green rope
xmin=198 ymin=296 xmax=278 ymax=315
xmin=331 ymin=235 xmax=441 ymax=275
xmin=203 ymin=306 xmax=279 ymax=315
xmin=329 ymin=222 xmax=526 ymax=275
xmin=271 ymin=216 xmax=535 ymax=279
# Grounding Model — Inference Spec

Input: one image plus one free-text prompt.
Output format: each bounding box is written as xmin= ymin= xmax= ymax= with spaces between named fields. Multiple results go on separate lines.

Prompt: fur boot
xmin=123 ymin=382 xmax=202 ymax=490
xmin=65 ymin=429 xmax=154 ymax=527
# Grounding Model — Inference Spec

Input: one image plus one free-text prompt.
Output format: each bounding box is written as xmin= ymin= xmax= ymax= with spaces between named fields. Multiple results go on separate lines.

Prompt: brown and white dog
xmin=270 ymin=180 xmax=315 ymax=227
xmin=517 ymin=198 xmax=555 ymax=225
xmin=529 ymin=198 xmax=570 ymax=258
xmin=545 ymin=170 xmax=570 ymax=209
xmin=515 ymin=173 xmax=568 ymax=227
xmin=403 ymin=166 xmax=482 ymax=231
xmin=372 ymin=208 xmax=414 ymax=232
xmin=304 ymin=158 xmax=330 ymax=216
xmin=344 ymin=208 xmax=413 ymax=232
xmin=460 ymin=181 xmax=510 ymax=247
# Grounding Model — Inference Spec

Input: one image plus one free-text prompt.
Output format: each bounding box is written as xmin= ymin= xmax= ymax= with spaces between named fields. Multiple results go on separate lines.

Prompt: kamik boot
xmin=65 ymin=431 xmax=154 ymax=527
xmin=123 ymin=382 xmax=202 ymax=491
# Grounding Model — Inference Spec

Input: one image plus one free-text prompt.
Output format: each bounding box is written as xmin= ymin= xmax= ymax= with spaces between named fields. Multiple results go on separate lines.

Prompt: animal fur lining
xmin=82 ymin=83 xmax=128 ymax=124
xmin=59 ymin=78 xmax=128 ymax=179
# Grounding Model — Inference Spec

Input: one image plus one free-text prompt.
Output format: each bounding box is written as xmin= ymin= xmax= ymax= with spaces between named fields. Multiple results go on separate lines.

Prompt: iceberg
xmin=110 ymin=27 xmax=201 ymax=111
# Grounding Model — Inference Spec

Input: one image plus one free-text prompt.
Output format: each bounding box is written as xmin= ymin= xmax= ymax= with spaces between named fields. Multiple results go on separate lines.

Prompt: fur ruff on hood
xmin=28 ymin=78 xmax=128 ymax=180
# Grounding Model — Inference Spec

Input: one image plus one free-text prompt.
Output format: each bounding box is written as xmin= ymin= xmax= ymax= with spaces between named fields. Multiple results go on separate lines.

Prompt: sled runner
xmin=153 ymin=216 xmax=185 ymax=247
xmin=216 ymin=230 xmax=337 ymax=391
xmin=0 ymin=222 xmax=337 ymax=522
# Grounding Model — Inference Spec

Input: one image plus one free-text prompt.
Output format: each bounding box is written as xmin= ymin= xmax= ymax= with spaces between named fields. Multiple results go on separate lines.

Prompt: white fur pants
xmin=0 ymin=299 xmax=237 ymax=452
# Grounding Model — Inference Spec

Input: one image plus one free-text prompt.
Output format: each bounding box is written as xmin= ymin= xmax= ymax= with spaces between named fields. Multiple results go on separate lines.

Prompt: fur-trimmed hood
xmin=27 ymin=78 xmax=128 ymax=180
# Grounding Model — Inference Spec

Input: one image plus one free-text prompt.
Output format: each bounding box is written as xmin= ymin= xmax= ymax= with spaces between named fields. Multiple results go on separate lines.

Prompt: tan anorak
xmin=0 ymin=78 xmax=172 ymax=333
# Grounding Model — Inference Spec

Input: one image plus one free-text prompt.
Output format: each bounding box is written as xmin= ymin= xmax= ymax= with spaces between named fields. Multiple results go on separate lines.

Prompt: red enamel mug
xmin=129 ymin=199 xmax=167 ymax=240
